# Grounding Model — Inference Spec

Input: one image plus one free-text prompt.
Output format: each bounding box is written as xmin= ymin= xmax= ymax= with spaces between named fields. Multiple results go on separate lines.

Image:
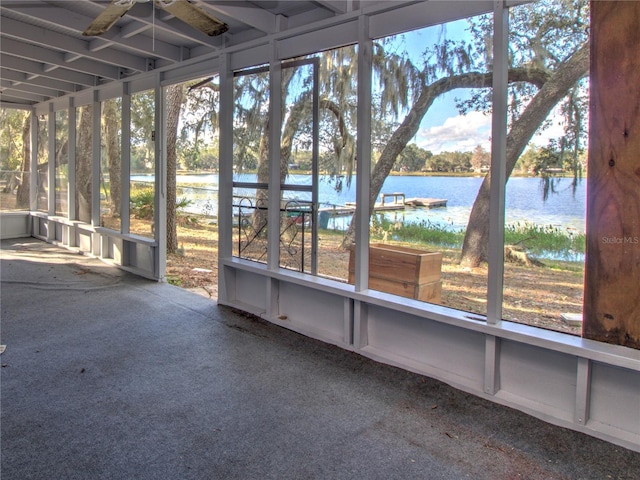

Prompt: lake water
xmin=134 ymin=173 xmax=587 ymax=233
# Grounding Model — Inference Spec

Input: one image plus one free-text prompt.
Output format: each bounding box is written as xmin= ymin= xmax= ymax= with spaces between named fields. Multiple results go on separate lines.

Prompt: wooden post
xmin=584 ymin=1 xmax=640 ymax=349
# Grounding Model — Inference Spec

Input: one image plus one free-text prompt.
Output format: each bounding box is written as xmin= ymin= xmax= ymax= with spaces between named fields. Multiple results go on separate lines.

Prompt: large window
xmin=54 ymin=110 xmax=68 ymax=217
xmin=337 ymin=2 xmax=591 ymax=336
xmin=232 ymin=65 xmax=270 ymax=265
xmin=75 ymin=105 xmax=93 ymax=223
xmin=501 ymin=0 xmax=588 ymax=334
xmin=130 ymin=89 xmax=155 ymax=237
xmin=100 ymin=98 xmax=122 ymax=230
xmin=36 ymin=113 xmax=48 ymax=212
xmin=365 ymin=16 xmax=492 ymax=316
xmin=0 ymin=108 xmax=30 ymax=211
xmin=231 ymin=46 xmax=360 ymax=279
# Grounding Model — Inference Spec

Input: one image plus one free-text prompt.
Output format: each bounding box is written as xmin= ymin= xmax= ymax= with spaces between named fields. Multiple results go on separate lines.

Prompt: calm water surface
xmin=134 ymin=173 xmax=586 ymax=233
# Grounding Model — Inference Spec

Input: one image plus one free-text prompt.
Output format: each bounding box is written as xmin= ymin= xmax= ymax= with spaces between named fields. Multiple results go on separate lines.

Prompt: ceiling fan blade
xmin=82 ymin=0 xmax=137 ymax=36
xmin=158 ymin=0 xmax=229 ymax=37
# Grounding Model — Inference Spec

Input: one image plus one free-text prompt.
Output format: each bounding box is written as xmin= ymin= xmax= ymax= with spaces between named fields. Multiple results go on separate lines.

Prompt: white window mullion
xmin=47 ymin=104 xmax=55 ymax=217
xmin=68 ymin=98 xmax=77 ymax=221
xmin=91 ymin=91 xmax=101 ymax=229
xmin=267 ymin=40 xmax=283 ymax=271
xmin=29 ymin=111 xmax=38 ymax=211
xmin=218 ymin=53 xmax=234 ymax=303
xmin=154 ymin=74 xmax=166 ymax=280
xmin=354 ymin=14 xmax=373 ymax=292
xmin=487 ymin=1 xmax=509 ymax=324
xmin=121 ymin=82 xmax=131 ymax=234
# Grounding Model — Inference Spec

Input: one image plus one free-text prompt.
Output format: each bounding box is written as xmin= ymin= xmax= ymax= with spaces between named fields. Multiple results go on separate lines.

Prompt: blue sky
xmin=388 ymin=16 xmax=564 ymax=154
xmin=384 ymin=18 xmax=493 ymax=154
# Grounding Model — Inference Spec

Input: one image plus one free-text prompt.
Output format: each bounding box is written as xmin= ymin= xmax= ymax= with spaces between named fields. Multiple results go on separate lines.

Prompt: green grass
xmin=372 ymin=217 xmax=464 ymax=249
xmin=370 ymin=217 xmax=585 ymax=261
xmin=130 ymin=185 xmax=194 ymax=221
xmin=130 ymin=187 xmax=155 ymax=219
xmin=504 ymin=222 xmax=585 ymax=256
xmin=166 ymin=275 xmax=182 ymax=286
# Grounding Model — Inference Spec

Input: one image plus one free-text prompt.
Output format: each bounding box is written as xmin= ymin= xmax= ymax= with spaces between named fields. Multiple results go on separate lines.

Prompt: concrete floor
xmin=1 ymin=237 xmax=639 ymax=480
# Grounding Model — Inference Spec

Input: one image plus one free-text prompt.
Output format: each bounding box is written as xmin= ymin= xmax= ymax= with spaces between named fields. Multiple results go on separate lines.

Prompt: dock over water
xmin=319 ymin=193 xmax=447 ymax=217
xmin=405 ymin=197 xmax=448 ymax=208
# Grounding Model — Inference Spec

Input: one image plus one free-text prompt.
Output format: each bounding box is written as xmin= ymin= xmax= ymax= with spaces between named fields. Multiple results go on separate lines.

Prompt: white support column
xmin=486 ymin=1 xmax=509 ymax=324
xmin=48 ymin=104 xmax=55 ymax=218
xmin=354 ymin=14 xmax=373 ymax=292
xmin=484 ymin=335 xmax=501 ymax=395
xmin=267 ymin=40 xmax=282 ymax=272
xmin=154 ymin=74 xmax=166 ymax=280
xmin=266 ymin=40 xmax=283 ymax=317
xmin=575 ymin=357 xmax=591 ymax=426
xmin=218 ymin=53 xmax=234 ymax=301
xmin=68 ymin=98 xmax=77 ymax=221
xmin=353 ymin=300 xmax=368 ymax=349
xmin=344 ymin=298 xmax=354 ymax=346
xmin=121 ymin=82 xmax=131 ymax=234
xmin=29 ymin=111 xmax=38 ymax=212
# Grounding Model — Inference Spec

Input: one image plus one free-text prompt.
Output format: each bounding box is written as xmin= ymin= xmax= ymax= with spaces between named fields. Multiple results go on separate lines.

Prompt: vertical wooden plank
xmin=584 ymin=1 xmax=640 ymax=349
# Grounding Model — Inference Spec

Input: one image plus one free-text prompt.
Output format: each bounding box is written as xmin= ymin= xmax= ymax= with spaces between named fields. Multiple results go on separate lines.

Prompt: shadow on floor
xmin=1 ymin=237 xmax=638 ymax=479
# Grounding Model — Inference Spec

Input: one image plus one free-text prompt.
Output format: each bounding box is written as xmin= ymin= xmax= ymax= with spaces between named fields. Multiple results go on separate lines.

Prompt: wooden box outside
xmin=348 ymin=244 xmax=442 ymax=303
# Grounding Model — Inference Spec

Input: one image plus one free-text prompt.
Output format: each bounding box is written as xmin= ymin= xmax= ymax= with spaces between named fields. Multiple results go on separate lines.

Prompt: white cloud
xmin=415 ymin=107 xmax=580 ymax=154
xmin=530 ymin=107 xmax=568 ymax=147
xmin=416 ymin=111 xmax=491 ymax=154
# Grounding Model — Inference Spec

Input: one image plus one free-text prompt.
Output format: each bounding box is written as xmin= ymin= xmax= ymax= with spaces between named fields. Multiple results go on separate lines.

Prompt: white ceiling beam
xmin=0 ymin=99 xmax=34 ymax=109
xmin=284 ymin=6 xmax=337 ymax=30
xmin=203 ymin=1 xmax=277 ymax=34
xmin=0 ymin=16 xmax=149 ymax=72
xmin=0 ymin=79 xmax=60 ymax=99
xmin=0 ymin=54 xmax=98 ymax=87
xmin=126 ymin=2 xmax=224 ymax=48
xmin=0 ymin=68 xmax=77 ymax=93
xmin=1 ymin=37 xmax=122 ymax=80
xmin=65 ymin=53 xmax=84 ymax=63
xmin=0 ymin=87 xmax=46 ymax=103
xmin=121 ymin=21 xmax=152 ymax=39
xmin=313 ymin=1 xmax=348 ymax=14
xmin=86 ymin=31 xmax=182 ymax=64
xmin=13 ymin=2 xmax=185 ymax=61
xmin=12 ymin=1 xmax=181 ymax=62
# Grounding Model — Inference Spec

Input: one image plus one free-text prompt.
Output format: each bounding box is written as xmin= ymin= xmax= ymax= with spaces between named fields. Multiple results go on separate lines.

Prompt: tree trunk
xmin=166 ymin=84 xmax=184 ymax=254
xmin=76 ymin=105 xmax=93 ymax=223
xmin=340 ymin=71 xmax=496 ymax=248
xmin=16 ymin=114 xmax=31 ymax=208
xmin=460 ymin=43 xmax=590 ymax=266
xmin=103 ymin=99 xmax=121 ymax=218
xmin=251 ymin=68 xmax=297 ymax=234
